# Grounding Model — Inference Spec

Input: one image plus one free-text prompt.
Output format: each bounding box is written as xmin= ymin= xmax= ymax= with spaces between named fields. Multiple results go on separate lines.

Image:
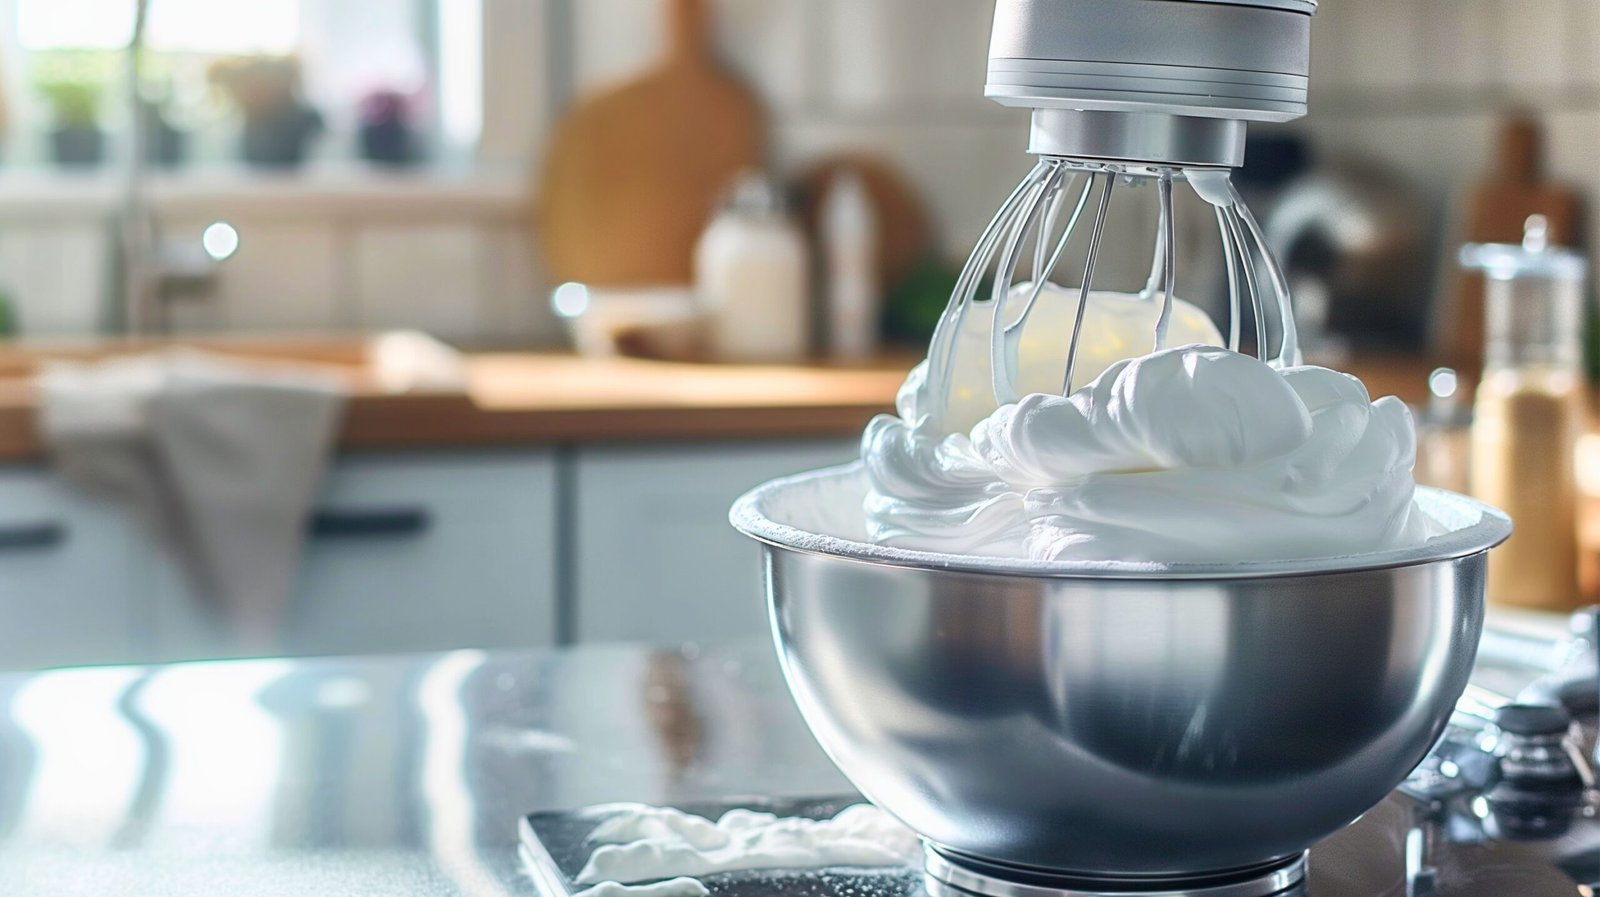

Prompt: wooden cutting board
xmin=1447 ymin=114 xmax=1582 ymax=370
xmin=536 ymin=0 xmax=765 ymax=288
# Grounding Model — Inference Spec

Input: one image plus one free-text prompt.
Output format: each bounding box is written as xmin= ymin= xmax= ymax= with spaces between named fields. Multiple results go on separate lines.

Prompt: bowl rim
xmin=729 ymin=463 xmax=1513 ymax=582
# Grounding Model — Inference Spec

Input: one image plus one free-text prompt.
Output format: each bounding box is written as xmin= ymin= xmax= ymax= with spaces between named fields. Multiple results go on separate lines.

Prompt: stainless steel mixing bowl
xmin=731 ymin=466 xmax=1512 ymax=880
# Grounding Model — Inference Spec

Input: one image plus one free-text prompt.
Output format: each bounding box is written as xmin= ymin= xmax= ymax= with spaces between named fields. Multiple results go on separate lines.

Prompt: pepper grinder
xmin=1460 ymin=216 xmax=1589 ymax=611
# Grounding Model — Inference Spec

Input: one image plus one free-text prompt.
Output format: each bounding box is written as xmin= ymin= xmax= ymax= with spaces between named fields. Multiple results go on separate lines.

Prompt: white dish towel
xmin=37 ymin=351 xmax=347 ymax=647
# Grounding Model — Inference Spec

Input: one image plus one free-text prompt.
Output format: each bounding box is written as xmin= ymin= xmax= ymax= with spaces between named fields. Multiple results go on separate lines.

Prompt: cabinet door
xmin=0 ymin=467 xmax=143 ymax=671
xmin=284 ymin=451 xmax=560 ymax=656
xmin=153 ymin=451 xmax=559 ymax=662
xmin=574 ymin=440 xmax=858 ymax=645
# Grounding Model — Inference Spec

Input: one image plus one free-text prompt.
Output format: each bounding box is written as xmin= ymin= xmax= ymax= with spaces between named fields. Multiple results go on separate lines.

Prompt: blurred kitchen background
xmin=0 ymin=0 xmax=1598 ymax=672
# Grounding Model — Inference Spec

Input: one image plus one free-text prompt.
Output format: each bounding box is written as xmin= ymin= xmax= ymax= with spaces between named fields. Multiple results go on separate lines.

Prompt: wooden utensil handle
xmin=1497 ymin=113 xmax=1542 ymax=184
xmin=666 ymin=0 xmax=711 ymax=61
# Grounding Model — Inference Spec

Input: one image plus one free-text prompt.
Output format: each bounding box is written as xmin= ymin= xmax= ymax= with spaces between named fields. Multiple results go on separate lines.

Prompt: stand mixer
xmin=920 ymin=0 xmax=1312 ymax=434
xmin=733 ymin=1 xmax=1513 ymax=894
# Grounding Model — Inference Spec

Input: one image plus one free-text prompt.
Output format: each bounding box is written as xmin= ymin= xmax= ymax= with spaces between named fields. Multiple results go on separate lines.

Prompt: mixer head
xmin=920 ymin=0 xmax=1316 ymax=434
xmin=989 ymin=0 xmax=1313 ymax=167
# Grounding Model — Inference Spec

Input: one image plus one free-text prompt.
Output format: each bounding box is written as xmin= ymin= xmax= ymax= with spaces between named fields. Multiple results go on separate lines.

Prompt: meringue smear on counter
xmin=571 ymin=803 xmax=918 ymax=897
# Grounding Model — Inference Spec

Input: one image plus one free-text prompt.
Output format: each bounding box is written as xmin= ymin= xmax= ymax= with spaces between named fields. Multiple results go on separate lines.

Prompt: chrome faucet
xmin=115 ymin=0 xmax=231 ymax=335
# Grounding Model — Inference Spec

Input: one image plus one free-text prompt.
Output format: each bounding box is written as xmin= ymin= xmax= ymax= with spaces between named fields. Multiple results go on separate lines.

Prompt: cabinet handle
xmin=309 ymin=508 xmax=431 ymax=539
xmin=0 ymin=522 xmax=67 ymax=551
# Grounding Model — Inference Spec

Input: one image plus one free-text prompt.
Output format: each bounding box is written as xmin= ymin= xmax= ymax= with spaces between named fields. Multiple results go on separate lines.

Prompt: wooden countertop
xmin=337 ymin=354 xmax=913 ymax=451
xmin=0 ymin=342 xmax=915 ymax=461
xmin=0 ymin=339 xmax=1449 ymax=462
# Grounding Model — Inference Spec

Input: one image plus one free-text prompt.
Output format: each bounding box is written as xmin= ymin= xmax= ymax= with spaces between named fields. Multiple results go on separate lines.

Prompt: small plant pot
xmin=141 ymin=104 xmax=188 ymax=168
xmin=359 ymin=119 xmax=415 ymax=166
xmin=147 ymin=125 xmax=187 ymax=168
xmin=240 ymin=104 xmax=323 ymax=169
xmin=50 ymin=124 xmax=105 ymax=168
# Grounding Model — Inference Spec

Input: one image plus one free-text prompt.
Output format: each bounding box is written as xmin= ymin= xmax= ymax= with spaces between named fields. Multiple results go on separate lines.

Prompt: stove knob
xmin=1487 ymin=703 xmax=1585 ymax=839
xmin=1493 ymin=703 xmax=1572 ymax=737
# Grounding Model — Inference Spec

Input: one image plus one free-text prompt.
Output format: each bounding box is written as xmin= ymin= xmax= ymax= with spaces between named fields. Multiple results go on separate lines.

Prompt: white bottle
xmin=821 ymin=171 xmax=879 ymax=360
xmin=695 ymin=173 xmax=810 ymax=363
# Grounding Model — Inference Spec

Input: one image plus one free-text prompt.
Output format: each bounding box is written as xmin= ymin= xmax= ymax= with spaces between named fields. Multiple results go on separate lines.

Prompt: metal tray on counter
xmin=518 ymin=796 xmax=922 ymax=897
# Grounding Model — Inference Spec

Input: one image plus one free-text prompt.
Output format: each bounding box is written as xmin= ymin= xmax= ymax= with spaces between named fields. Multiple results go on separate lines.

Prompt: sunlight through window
xmin=19 ymin=0 xmax=298 ymax=53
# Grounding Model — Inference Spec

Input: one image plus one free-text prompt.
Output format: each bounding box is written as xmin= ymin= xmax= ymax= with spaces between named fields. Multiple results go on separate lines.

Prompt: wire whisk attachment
xmin=918 ymin=158 xmax=1301 ymax=435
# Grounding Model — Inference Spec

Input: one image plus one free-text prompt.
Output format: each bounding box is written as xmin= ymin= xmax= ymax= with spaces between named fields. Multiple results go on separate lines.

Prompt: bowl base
xmin=923 ymin=845 xmax=1307 ymax=897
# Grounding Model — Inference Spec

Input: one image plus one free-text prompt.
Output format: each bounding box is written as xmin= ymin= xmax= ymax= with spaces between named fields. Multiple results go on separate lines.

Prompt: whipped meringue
xmin=863 ymin=344 xmax=1436 ymax=564
xmin=930 ymin=284 xmax=1225 ymax=434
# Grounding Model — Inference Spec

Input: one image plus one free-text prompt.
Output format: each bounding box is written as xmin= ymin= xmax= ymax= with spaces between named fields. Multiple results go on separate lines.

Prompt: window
xmin=2 ymin=0 xmax=483 ymax=170
xmin=19 ymin=0 xmax=299 ymax=53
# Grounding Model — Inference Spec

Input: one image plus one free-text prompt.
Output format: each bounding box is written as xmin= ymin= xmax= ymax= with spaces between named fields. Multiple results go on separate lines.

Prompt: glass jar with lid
xmin=1459 ymin=215 xmax=1588 ymax=611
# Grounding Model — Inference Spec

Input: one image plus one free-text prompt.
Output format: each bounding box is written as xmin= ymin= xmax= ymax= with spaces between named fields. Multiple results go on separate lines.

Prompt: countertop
xmin=0 ymin=616 xmax=1568 ymax=897
xmin=0 ymin=337 xmax=1445 ymax=462
xmin=0 ymin=339 xmax=914 ymax=461
xmin=0 ymin=642 xmax=849 ymax=897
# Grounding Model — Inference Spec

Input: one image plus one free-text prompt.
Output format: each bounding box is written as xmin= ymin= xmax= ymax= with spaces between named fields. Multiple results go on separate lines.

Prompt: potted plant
xmin=208 ymin=56 xmax=323 ymax=169
xmin=138 ymin=75 xmax=188 ymax=168
xmin=32 ymin=53 xmax=111 ymax=168
xmin=357 ymin=88 xmax=419 ymax=167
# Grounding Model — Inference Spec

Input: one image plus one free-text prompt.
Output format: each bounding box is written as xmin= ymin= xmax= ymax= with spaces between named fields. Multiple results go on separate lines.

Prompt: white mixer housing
xmin=987 ymin=0 xmax=1316 ymax=167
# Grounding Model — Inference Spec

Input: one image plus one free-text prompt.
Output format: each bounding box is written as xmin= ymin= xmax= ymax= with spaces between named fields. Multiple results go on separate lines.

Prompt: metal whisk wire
xmin=926 ymin=160 xmax=1050 ymax=423
xmin=922 ymin=158 xmax=1298 ymax=432
xmin=1061 ymin=174 xmax=1115 ymax=395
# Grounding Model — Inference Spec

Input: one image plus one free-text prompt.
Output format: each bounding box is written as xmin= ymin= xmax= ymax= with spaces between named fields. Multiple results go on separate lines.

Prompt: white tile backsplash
xmin=778 ymin=114 xmax=1032 ymax=260
xmin=716 ymin=0 xmax=813 ymax=108
xmin=1245 ymin=0 xmax=1600 ymax=342
xmin=1306 ymin=113 xmax=1441 ymax=182
xmin=560 ymin=0 xmax=1600 ymax=347
xmin=1543 ymin=109 xmax=1600 ymax=190
xmin=13 ymin=0 xmax=1593 ymax=345
xmin=1412 ymin=114 xmax=1500 ymax=191
xmin=1541 ymin=110 xmax=1600 ymax=269
xmin=553 ymin=0 xmax=1020 ymax=318
xmin=1493 ymin=0 xmax=1570 ymax=92
xmin=571 ymin=0 xmax=815 ymax=109
xmin=571 ymin=0 xmax=664 ymax=92
xmin=480 ymin=225 xmax=558 ymax=346
xmin=1415 ymin=0 xmax=1494 ymax=91
xmin=0 ymin=225 xmax=108 ymax=335
xmin=821 ymin=0 xmax=994 ymax=110
xmin=167 ymin=220 xmax=347 ymax=334
xmin=1307 ymin=0 xmax=1359 ymax=93
xmin=1340 ymin=0 xmax=1422 ymax=91
xmin=1564 ymin=0 xmax=1600 ymax=87
xmin=355 ymin=225 xmax=488 ymax=340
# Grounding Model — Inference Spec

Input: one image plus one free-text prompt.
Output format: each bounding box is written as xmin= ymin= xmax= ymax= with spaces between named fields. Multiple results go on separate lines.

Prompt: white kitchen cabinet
xmin=0 ymin=438 xmax=863 ymax=668
xmin=0 ymin=467 xmax=146 ymax=670
xmin=573 ymin=439 xmax=858 ymax=645
xmin=284 ymin=451 xmax=561 ymax=656
xmin=152 ymin=450 xmax=560 ymax=662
